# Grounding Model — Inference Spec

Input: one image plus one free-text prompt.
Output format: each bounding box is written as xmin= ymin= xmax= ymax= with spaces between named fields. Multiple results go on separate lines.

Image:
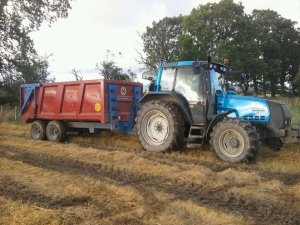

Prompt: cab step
xmin=187 ymin=125 xmax=205 ymax=148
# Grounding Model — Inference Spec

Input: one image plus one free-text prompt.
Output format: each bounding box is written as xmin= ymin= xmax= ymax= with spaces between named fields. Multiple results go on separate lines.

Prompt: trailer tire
xmin=210 ymin=118 xmax=260 ymax=163
xmin=267 ymin=137 xmax=284 ymax=151
xmin=46 ymin=120 xmax=67 ymax=142
xmin=135 ymin=100 xmax=185 ymax=152
xmin=30 ymin=120 xmax=47 ymax=140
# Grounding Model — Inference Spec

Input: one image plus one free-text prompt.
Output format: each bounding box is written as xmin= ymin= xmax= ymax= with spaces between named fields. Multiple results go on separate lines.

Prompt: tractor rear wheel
xmin=210 ymin=118 xmax=260 ymax=163
xmin=30 ymin=120 xmax=47 ymax=140
xmin=135 ymin=100 xmax=185 ymax=152
xmin=46 ymin=120 xmax=67 ymax=142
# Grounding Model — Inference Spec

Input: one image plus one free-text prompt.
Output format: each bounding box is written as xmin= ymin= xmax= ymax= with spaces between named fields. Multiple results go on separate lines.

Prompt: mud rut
xmin=0 ymin=133 xmax=299 ymax=225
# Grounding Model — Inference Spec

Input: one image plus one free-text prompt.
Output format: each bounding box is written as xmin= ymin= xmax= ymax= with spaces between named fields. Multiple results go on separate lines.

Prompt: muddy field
xmin=0 ymin=123 xmax=300 ymax=225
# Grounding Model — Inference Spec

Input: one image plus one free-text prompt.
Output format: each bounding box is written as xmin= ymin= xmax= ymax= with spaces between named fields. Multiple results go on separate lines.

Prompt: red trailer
xmin=20 ymin=79 xmax=143 ymax=142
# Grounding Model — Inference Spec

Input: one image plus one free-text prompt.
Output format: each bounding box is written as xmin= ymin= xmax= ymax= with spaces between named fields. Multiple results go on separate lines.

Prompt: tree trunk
xmin=0 ymin=0 xmax=8 ymax=17
xmin=262 ymin=75 xmax=267 ymax=98
xmin=253 ymin=77 xmax=258 ymax=96
xmin=280 ymin=72 xmax=286 ymax=96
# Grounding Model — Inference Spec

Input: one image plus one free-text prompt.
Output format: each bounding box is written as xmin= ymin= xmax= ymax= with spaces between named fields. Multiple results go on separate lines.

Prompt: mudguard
xmin=205 ymin=109 xmax=236 ymax=139
xmin=139 ymin=91 xmax=194 ymax=125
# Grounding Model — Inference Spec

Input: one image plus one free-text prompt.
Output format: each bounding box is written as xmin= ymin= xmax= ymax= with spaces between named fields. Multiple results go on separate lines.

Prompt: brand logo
xmin=45 ymin=90 xmax=56 ymax=95
xmin=66 ymin=89 xmax=78 ymax=95
xmin=252 ymin=108 xmax=265 ymax=111
xmin=121 ymin=87 xmax=126 ymax=95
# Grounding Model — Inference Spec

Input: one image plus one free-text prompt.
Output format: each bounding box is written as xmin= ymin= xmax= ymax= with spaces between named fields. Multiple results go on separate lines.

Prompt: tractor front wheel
xmin=210 ymin=118 xmax=260 ymax=163
xmin=135 ymin=100 xmax=185 ymax=152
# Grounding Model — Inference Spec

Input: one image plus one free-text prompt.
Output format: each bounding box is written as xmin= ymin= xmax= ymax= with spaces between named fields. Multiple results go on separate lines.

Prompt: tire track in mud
xmin=0 ymin=143 xmax=299 ymax=225
xmin=1 ymin=132 xmax=300 ymax=186
xmin=0 ymin=175 xmax=92 ymax=209
xmin=75 ymin=136 xmax=300 ymax=186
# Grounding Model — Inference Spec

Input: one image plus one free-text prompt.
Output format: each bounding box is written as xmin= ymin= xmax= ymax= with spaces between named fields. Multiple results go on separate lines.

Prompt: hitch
xmin=280 ymin=126 xmax=300 ymax=143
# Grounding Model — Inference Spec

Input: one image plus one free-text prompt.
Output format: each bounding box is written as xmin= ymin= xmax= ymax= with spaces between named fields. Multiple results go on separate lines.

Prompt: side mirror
xmin=192 ymin=62 xmax=201 ymax=74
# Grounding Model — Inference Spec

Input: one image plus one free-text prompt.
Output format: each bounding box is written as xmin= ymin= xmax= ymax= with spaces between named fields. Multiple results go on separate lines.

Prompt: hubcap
xmin=141 ymin=110 xmax=169 ymax=146
xmin=229 ymin=138 xmax=238 ymax=148
xmin=219 ymin=129 xmax=244 ymax=157
xmin=50 ymin=126 xmax=58 ymax=137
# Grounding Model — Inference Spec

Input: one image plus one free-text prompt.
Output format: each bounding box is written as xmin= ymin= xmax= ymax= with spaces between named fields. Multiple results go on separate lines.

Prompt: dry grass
xmin=0 ymin=96 xmax=299 ymax=224
xmin=0 ymin=133 xmax=254 ymax=225
xmin=1 ymin=124 xmax=300 ymax=224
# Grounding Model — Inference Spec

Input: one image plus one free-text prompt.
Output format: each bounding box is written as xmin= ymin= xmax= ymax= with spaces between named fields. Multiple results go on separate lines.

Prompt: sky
xmin=30 ymin=0 xmax=300 ymax=82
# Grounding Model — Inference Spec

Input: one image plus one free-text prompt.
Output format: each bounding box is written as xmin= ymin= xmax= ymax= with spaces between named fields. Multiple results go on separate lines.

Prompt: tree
xmin=136 ymin=16 xmax=183 ymax=70
xmin=71 ymin=69 xmax=83 ymax=81
xmin=294 ymin=67 xmax=300 ymax=95
xmin=180 ymin=0 xmax=264 ymax=95
xmin=0 ymin=0 xmax=72 ymax=103
xmin=96 ymin=50 xmax=137 ymax=81
xmin=180 ymin=0 xmax=245 ymax=61
xmin=252 ymin=9 xmax=300 ymax=97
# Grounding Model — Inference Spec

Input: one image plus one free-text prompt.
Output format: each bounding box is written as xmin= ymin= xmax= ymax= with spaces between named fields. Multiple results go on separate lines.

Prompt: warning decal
xmin=94 ymin=103 xmax=101 ymax=112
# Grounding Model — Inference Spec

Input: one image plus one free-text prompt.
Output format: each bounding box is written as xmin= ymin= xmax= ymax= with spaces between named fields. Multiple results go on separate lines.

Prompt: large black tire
xmin=135 ymin=100 xmax=185 ymax=152
xmin=210 ymin=118 xmax=260 ymax=163
xmin=46 ymin=120 xmax=67 ymax=142
xmin=30 ymin=120 xmax=47 ymax=140
xmin=267 ymin=137 xmax=284 ymax=151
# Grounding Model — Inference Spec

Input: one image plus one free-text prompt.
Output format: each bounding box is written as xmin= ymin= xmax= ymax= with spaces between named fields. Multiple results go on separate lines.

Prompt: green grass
xmin=0 ymin=105 xmax=22 ymax=123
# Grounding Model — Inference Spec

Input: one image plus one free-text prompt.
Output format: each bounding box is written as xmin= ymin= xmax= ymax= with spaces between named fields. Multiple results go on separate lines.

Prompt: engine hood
xmin=216 ymin=94 xmax=291 ymax=129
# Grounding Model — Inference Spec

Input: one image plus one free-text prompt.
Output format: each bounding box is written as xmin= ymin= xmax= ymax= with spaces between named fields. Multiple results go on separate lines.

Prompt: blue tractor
xmin=135 ymin=59 xmax=300 ymax=163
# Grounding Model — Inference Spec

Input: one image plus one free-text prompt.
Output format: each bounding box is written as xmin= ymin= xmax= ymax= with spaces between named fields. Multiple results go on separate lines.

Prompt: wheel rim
xmin=49 ymin=126 xmax=59 ymax=139
xmin=32 ymin=126 xmax=41 ymax=138
xmin=218 ymin=129 xmax=244 ymax=157
xmin=141 ymin=110 xmax=169 ymax=146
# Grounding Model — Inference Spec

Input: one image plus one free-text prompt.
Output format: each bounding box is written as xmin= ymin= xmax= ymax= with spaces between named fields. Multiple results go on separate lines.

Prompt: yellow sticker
xmin=121 ymin=87 xmax=126 ymax=95
xmin=95 ymin=103 xmax=101 ymax=112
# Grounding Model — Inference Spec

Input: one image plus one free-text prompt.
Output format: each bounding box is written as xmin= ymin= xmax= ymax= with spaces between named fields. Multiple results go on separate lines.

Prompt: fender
xmin=139 ymin=91 xmax=193 ymax=125
xmin=205 ymin=109 xmax=236 ymax=139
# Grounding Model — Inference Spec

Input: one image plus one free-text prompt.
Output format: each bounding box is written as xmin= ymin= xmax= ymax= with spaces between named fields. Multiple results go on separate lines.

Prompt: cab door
xmin=174 ymin=67 xmax=205 ymax=124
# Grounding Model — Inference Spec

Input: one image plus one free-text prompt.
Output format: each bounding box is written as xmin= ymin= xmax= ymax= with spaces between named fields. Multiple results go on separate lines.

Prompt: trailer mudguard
xmin=139 ymin=91 xmax=193 ymax=125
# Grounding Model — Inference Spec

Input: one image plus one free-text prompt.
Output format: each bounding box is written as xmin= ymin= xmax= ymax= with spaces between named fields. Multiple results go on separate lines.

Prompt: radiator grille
xmin=243 ymin=116 xmax=266 ymax=121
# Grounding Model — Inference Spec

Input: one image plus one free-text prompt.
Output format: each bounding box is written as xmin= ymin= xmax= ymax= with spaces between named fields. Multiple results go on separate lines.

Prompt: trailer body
xmin=20 ymin=79 xmax=142 ymax=139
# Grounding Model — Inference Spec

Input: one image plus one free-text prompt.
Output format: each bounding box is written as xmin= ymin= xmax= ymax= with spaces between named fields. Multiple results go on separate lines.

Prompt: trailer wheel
xmin=210 ymin=118 xmax=260 ymax=163
xmin=267 ymin=137 xmax=284 ymax=151
xmin=46 ymin=120 xmax=67 ymax=142
xmin=135 ymin=100 xmax=185 ymax=152
xmin=30 ymin=120 xmax=47 ymax=140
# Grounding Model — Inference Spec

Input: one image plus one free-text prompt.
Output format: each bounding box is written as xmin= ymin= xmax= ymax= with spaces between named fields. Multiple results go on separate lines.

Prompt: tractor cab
xmin=142 ymin=61 xmax=228 ymax=125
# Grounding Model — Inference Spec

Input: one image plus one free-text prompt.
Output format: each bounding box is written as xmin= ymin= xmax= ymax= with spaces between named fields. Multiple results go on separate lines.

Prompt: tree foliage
xmin=180 ymin=0 xmax=245 ymax=61
xmin=136 ymin=16 xmax=183 ymax=70
xmin=137 ymin=0 xmax=300 ymax=96
xmin=96 ymin=50 xmax=137 ymax=82
xmin=252 ymin=9 xmax=300 ymax=97
xmin=0 ymin=0 xmax=73 ymax=104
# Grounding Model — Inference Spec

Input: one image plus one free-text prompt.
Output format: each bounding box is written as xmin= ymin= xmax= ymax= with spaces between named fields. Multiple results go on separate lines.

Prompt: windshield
xmin=175 ymin=67 xmax=203 ymax=101
xmin=160 ymin=68 xmax=175 ymax=91
xmin=210 ymin=69 xmax=226 ymax=94
xmin=160 ymin=67 xmax=203 ymax=102
xmin=142 ymin=70 xmax=157 ymax=81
